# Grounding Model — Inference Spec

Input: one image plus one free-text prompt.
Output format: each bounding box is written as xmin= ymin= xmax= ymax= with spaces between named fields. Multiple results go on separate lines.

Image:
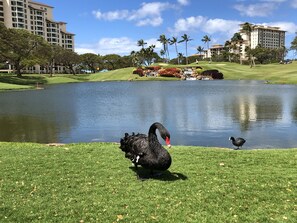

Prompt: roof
xmin=28 ymin=1 xmax=54 ymax=9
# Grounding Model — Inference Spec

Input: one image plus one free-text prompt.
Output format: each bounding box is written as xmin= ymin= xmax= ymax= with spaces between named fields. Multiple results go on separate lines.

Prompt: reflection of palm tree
xmin=178 ymin=34 xmax=193 ymax=65
xmin=169 ymin=37 xmax=179 ymax=64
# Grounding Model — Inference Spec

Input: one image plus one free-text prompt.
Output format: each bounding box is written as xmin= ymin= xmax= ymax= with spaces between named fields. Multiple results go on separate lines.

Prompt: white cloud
xmin=203 ymin=19 xmax=241 ymax=35
xmin=234 ymin=3 xmax=277 ymax=17
xmin=171 ymin=16 xmax=206 ymax=33
xmin=75 ymin=37 xmax=163 ymax=55
xmin=292 ymin=0 xmax=297 ymax=8
xmin=261 ymin=22 xmax=297 ymax=34
xmin=92 ymin=2 xmax=173 ymax=27
xmin=177 ymin=0 xmax=190 ymax=6
xmin=171 ymin=16 xmax=241 ymax=37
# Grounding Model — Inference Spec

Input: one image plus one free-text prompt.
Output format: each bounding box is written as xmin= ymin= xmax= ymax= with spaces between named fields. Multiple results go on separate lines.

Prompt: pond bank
xmin=1 ymin=61 xmax=297 ymax=91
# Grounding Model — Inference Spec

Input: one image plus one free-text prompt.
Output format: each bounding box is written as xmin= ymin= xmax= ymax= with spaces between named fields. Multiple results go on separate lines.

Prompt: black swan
xmin=120 ymin=122 xmax=172 ymax=176
xmin=229 ymin=136 xmax=246 ymax=150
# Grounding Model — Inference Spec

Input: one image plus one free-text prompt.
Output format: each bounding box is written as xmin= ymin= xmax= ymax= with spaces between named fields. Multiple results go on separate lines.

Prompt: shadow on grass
xmin=0 ymin=75 xmax=48 ymax=85
xmin=129 ymin=166 xmax=188 ymax=181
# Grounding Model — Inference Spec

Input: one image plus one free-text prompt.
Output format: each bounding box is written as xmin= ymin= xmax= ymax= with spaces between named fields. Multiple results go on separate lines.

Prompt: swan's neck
xmin=148 ymin=124 xmax=162 ymax=149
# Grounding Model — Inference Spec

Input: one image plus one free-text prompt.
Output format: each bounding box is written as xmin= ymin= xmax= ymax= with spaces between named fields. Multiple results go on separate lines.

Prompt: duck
xmin=120 ymin=122 xmax=172 ymax=177
xmin=229 ymin=136 xmax=246 ymax=150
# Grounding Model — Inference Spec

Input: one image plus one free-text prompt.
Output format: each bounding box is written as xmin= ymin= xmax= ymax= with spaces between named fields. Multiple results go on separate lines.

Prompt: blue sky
xmin=41 ymin=0 xmax=297 ymax=58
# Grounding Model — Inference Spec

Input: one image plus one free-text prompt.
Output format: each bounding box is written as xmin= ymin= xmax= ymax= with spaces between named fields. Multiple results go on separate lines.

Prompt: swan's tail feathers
xmin=120 ymin=132 xmax=132 ymax=152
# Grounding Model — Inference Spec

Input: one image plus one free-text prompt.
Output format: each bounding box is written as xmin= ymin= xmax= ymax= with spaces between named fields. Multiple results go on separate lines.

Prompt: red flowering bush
xmin=158 ymin=68 xmax=181 ymax=78
xmin=133 ymin=68 xmax=144 ymax=76
xmin=147 ymin=66 xmax=161 ymax=71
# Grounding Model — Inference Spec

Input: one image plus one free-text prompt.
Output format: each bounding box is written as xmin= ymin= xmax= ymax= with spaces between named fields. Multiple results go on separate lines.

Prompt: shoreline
xmin=1 ymin=61 xmax=297 ymax=91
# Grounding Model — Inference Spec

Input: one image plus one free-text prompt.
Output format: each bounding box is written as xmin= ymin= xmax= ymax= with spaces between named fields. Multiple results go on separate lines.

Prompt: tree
xmin=196 ymin=46 xmax=204 ymax=61
xmin=130 ymin=51 xmax=139 ymax=67
xmin=133 ymin=44 xmax=160 ymax=66
xmin=140 ymin=45 xmax=158 ymax=66
xmin=0 ymin=23 xmax=48 ymax=77
xmin=56 ymin=49 xmax=81 ymax=74
xmin=290 ymin=32 xmax=297 ymax=58
xmin=45 ymin=44 xmax=64 ymax=76
xmin=80 ymin=53 xmax=101 ymax=73
xmin=179 ymin=34 xmax=193 ymax=64
xmin=102 ymin=54 xmax=122 ymax=70
xmin=231 ymin=33 xmax=243 ymax=43
xmin=230 ymin=33 xmax=244 ymax=63
xmin=201 ymin=35 xmax=211 ymax=59
xmin=241 ymin=22 xmax=253 ymax=42
xmin=160 ymin=49 xmax=166 ymax=62
xmin=178 ymin=53 xmax=184 ymax=64
xmin=137 ymin=39 xmax=147 ymax=49
xmin=169 ymin=37 xmax=179 ymax=64
xmin=245 ymin=46 xmax=256 ymax=68
xmin=158 ymin=34 xmax=170 ymax=62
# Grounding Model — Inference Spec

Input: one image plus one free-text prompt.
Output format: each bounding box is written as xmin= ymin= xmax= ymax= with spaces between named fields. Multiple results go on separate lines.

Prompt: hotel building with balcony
xmin=0 ymin=0 xmax=74 ymax=51
xmin=202 ymin=23 xmax=286 ymax=61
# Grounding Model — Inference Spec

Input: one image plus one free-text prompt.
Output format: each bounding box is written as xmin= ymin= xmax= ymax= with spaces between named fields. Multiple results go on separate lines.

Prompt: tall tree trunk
xmin=15 ymin=63 xmax=22 ymax=78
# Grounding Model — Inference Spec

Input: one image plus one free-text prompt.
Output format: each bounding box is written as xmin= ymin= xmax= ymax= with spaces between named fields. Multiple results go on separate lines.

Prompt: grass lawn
xmin=1 ymin=61 xmax=297 ymax=91
xmin=0 ymin=82 xmax=33 ymax=91
xmin=0 ymin=142 xmax=296 ymax=222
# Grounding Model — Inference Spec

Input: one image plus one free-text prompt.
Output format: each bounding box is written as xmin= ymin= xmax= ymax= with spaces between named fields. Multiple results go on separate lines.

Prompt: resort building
xmin=201 ymin=23 xmax=286 ymax=61
xmin=237 ymin=23 xmax=286 ymax=60
xmin=203 ymin=44 xmax=225 ymax=59
xmin=0 ymin=0 xmax=74 ymax=51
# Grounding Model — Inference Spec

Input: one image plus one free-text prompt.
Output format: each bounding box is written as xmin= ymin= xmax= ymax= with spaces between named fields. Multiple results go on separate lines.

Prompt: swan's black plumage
xmin=120 ymin=122 xmax=172 ymax=174
xmin=229 ymin=136 xmax=246 ymax=150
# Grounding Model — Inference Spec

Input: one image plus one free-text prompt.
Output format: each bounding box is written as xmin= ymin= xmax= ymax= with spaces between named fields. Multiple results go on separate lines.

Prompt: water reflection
xmin=0 ymin=115 xmax=59 ymax=142
xmin=1 ymin=81 xmax=297 ymax=148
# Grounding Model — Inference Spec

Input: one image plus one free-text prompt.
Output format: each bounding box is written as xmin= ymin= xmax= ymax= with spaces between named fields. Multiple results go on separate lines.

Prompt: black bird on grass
xmin=120 ymin=122 xmax=172 ymax=177
xmin=229 ymin=136 xmax=246 ymax=150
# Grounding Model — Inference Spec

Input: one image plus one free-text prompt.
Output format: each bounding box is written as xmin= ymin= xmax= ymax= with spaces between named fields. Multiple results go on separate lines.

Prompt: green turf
xmin=0 ymin=142 xmax=296 ymax=222
xmin=1 ymin=61 xmax=297 ymax=91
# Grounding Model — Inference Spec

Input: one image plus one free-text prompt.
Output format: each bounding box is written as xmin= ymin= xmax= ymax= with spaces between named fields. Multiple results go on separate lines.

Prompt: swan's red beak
xmin=165 ymin=137 xmax=171 ymax=148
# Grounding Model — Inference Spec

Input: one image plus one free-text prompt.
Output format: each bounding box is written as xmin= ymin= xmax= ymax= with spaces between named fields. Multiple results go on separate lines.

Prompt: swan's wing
xmin=120 ymin=133 xmax=149 ymax=156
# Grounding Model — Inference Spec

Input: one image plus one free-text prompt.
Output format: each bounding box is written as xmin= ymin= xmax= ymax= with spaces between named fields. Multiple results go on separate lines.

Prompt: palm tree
xmin=130 ymin=50 xmax=139 ymax=67
xmin=241 ymin=22 xmax=253 ymax=43
xmin=160 ymin=49 xmax=166 ymax=62
xmin=178 ymin=34 xmax=193 ymax=64
xmin=201 ymin=35 xmax=211 ymax=60
xmin=137 ymin=39 xmax=147 ymax=49
xmin=231 ymin=33 xmax=244 ymax=63
xmin=178 ymin=53 xmax=184 ymax=64
xmin=224 ymin=40 xmax=232 ymax=62
xmin=245 ymin=46 xmax=256 ymax=68
xmin=290 ymin=32 xmax=297 ymax=59
xmin=196 ymin=46 xmax=204 ymax=61
xmin=169 ymin=37 xmax=179 ymax=64
xmin=158 ymin=34 xmax=170 ymax=62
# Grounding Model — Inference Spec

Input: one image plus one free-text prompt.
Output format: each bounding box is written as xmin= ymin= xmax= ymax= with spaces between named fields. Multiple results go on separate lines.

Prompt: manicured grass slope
xmin=0 ymin=82 xmax=32 ymax=91
xmin=199 ymin=61 xmax=297 ymax=84
xmin=1 ymin=61 xmax=297 ymax=90
xmin=0 ymin=142 xmax=296 ymax=222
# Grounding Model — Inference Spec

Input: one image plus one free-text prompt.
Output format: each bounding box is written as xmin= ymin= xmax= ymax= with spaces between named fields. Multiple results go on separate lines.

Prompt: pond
xmin=1 ymin=80 xmax=297 ymax=149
